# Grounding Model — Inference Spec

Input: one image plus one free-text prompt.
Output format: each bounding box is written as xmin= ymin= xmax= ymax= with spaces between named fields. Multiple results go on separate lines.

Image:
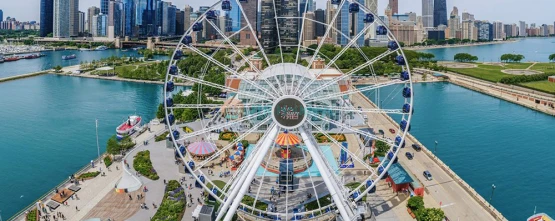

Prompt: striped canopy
xmin=237 ymin=146 xmax=244 ymax=151
xmin=187 ymin=141 xmax=216 ymax=156
xmin=275 ymin=131 xmax=301 ymax=146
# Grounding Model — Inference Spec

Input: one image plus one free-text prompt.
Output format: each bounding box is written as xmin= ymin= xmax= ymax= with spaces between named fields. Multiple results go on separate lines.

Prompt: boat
xmin=95 ymin=46 xmax=108 ymax=51
xmin=528 ymin=213 xmax=553 ymax=221
xmin=4 ymin=56 xmax=20 ymax=62
xmin=116 ymin=115 xmax=142 ymax=138
xmin=23 ymin=54 xmax=41 ymax=59
xmin=79 ymin=48 xmax=92 ymax=51
xmin=62 ymin=54 xmax=77 ymax=60
xmin=0 ymin=55 xmax=4 ymax=63
xmin=389 ymin=128 xmax=396 ymax=134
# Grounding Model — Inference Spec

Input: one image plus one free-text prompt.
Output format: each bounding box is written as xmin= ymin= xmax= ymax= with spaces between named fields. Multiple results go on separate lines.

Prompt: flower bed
xmin=155 ymin=131 xmax=170 ymax=142
xmin=133 ymin=150 xmax=159 ymax=180
xmin=26 ymin=208 xmax=37 ymax=221
xmin=219 ymin=132 xmax=238 ymax=140
xmin=78 ymin=171 xmax=100 ymax=180
xmin=104 ymin=155 xmax=113 ymax=167
xmin=152 ymin=180 xmax=186 ymax=221
xmin=314 ymin=133 xmax=346 ymax=143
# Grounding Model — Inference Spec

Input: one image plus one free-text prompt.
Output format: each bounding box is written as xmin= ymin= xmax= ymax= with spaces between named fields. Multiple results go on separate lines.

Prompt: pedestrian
xmin=164 ymin=179 xmax=167 ymax=185
xmin=116 ymin=165 xmax=119 ymax=170
xmin=129 ymin=194 xmax=132 ymax=200
xmin=137 ymin=194 xmax=140 ymax=200
xmin=75 ymin=206 xmax=79 ymax=211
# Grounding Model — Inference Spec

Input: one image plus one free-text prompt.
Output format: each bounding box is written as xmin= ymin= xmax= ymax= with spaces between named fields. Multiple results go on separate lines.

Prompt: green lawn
xmin=519 ymin=80 xmax=555 ymax=94
xmin=503 ymin=62 xmax=534 ymax=69
xmin=530 ymin=63 xmax=555 ymax=72
xmin=447 ymin=64 xmax=512 ymax=82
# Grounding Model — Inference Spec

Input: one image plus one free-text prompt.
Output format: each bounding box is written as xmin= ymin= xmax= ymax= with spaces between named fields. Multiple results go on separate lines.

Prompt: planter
xmin=407 ymin=207 xmax=416 ymax=219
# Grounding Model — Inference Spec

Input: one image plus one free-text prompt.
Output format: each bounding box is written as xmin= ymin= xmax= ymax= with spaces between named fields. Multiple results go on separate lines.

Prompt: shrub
xmin=78 ymin=171 xmax=100 ymax=179
xmin=155 ymin=131 xmax=170 ymax=142
xmin=152 ymin=180 xmax=186 ymax=221
xmin=407 ymin=196 xmax=425 ymax=211
xmin=133 ymin=150 xmax=159 ymax=180
xmin=314 ymin=133 xmax=346 ymax=143
xmin=26 ymin=208 xmax=37 ymax=221
xmin=374 ymin=140 xmax=390 ymax=157
xmin=106 ymin=135 xmax=136 ymax=154
xmin=499 ymin=72 xmax=555 ymax=84
xmin=241 ymin=195 xmax=268 ymax=211
xmin=104 ymin=156 xmax=113 ymax=167
xmin=219 ymin=132 xmax=238 ymax=140
xmin=415 ymin=208 xmax=445 ymax=221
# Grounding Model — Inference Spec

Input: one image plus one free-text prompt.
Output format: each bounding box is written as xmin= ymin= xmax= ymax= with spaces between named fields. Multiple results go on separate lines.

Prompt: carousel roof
xmin=187 ymin=141 xmax=217 ymax=156
xmin=275 ymin=131 xmax=301 ymax=146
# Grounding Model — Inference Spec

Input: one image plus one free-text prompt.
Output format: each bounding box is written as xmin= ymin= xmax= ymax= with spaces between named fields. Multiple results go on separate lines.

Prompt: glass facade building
xmin=123 ymin=0 xmax=135 ymax=36
xmin=40 ymin=0 xmax=54 ymax=37
xmin=228 ymin=0 xmax=241 ymax=32
xmin=338 ymin=0 xmax=364 ymax=46
xmin=101 ymin=0 xmax=109 ymax=15
xmin=433 ymin=0 xmax=447 ymax=27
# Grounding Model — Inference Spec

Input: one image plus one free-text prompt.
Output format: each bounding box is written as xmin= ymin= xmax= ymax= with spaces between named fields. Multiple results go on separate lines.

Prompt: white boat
xmin=116 ymin=115 xmax=142 ymax=138
xmin=95 ymin=46 xmax=108 ymax=51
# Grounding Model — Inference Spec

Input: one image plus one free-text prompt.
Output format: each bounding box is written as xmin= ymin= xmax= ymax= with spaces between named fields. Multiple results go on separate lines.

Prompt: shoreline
xmin=407 ymin=39 xmax=517 ymax=50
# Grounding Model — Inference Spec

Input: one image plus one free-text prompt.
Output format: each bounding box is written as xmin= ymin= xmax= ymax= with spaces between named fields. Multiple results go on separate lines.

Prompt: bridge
xmin=9 ymin=36 xmax=251 ymax=50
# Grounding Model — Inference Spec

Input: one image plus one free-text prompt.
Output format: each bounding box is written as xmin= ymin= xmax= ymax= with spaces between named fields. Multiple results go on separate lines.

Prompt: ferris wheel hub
xmin=271 ymin=95 xmax=307 ymax=130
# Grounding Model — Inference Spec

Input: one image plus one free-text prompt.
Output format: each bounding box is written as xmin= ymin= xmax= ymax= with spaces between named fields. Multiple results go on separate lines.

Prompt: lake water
xmin=0 ymin=49 xmax=167 ymax=79
xmin=418 ymin=37 xmax=555 ymax=62
xmin=362 ymin=83 xmax=555 ymax=220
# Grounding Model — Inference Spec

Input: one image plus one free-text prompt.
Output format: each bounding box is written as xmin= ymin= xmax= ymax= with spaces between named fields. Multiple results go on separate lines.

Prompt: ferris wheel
xmin=164 ymin=0 xmax=413 ymax=220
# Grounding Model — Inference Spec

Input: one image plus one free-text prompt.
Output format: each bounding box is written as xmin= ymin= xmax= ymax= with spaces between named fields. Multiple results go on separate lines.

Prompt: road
xmin=351 ymin=92 xmax=499 ymax=221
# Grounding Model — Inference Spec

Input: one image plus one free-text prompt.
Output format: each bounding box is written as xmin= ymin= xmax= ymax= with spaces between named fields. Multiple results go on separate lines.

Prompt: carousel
xmin=229 ymin=142 xmax=245 ymax=170
xmin=260 ymin=130 xmax=313 ymax=174
xmin=187 ymin=141 xmax=217 ymax=160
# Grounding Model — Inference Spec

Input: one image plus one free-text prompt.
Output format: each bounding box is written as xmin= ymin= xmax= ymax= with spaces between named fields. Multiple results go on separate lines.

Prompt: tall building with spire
xmin=447 ymin=6 xmax=460 ymax=39
xmin=422 ymin=0 xmax=433 ymax=28
xmin=325 ymin=0 xmax=337 ymax=43
xmin=433 ymin=0 xmax=447 ymax=27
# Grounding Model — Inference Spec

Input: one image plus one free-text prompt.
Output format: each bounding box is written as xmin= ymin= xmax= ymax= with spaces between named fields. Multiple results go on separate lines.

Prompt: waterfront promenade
xmin=351 ymin=91 xmax=506 ymax=221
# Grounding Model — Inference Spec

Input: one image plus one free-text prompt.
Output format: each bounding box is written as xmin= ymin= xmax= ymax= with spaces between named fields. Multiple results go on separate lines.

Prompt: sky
xmin=2 ymin=0 xmax=554 ymax=25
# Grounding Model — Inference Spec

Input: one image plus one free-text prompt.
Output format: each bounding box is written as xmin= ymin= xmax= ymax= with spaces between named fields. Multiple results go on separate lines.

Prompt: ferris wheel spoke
xmin=296 ymin=24 xmax=376 ymax=97
xmin=305 ymin=0 xmax=346 ymax=70
xmin=176 ymin=110 xmax=270 ymax=142
xmin=308 ymin=105 xmax=404 ymax=114
xmin=193 ymin=117 xmax=272 ymax=173
xmin=251 ymin=142 xmax=276 ymax=214
xmin=172 ymin=74 xmax=272 ymax=102
xmin=305 ymin=79 xmax=402 ymax=102
xmin=307 ymin=120 xmax=377 ymax=175
xmin=295 ymin=2 xmax=310 ymax=64
xmin=181 ymin=44 xmax=277 ymax=99
xmin=271 ymin=0 xmax=284 ymax=63
xmin=232 ymin=0 xmax=272 ymax=66
xmin=301 ymin=48 xmax=399 ymax=99
xmin=307 ymin=111 xmax=393 ymax=145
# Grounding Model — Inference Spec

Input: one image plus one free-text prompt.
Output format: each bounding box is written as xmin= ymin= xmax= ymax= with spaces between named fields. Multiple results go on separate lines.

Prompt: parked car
xmin=412 ymin=144 xmax=422 ymax=151
xmin=423 ymin=170 xmax=433 ymax=181
xmin=405 ymin=152 xmax=413 ymax=160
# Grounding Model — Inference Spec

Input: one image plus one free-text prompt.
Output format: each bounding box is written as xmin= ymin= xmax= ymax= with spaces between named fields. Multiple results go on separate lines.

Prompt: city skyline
xmin=1 ymin=0 xmax=555 ymax=25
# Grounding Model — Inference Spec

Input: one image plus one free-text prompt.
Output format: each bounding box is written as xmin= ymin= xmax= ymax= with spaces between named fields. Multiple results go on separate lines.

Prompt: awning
xmin=187 ymin=141 xmax=217 ymax=156
xmin=275 ymin=131 xmax=301 ymax=146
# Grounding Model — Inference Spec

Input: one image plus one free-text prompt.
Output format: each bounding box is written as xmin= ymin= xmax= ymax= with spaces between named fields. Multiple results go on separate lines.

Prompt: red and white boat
xmin=116 ymin=115 xmax=142 ymax=138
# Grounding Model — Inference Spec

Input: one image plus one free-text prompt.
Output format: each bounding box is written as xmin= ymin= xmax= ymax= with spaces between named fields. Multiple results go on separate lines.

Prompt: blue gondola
xmin=172 ymin=130 xmax=180 ymax=139
xmin=195 ymin=175 xmax=205 ymax=188
xmin=173 ymin=50 xmax=183 ymax=59
xmin=376 ymin=25 xmax=388 ymax=35
xmin=366 ymin=180 xmax=376 ymax=193
xmin=400 ymin=119 xmax=411 ymax=131
xmin=166 ymin=81 xmax=174 ymax=92
xmin=395 ymin=55 xmax=406 ymax=65
xmin=402 ymin=87 xmax=411 ymax=98
xmin=206 ymin=10 xmax=217 ymax=20
xmin=402 ymin=103 xmax=412 ymax=113
xmin=331 ymin=0 xmax=341 ymax=5
xmin=192 ymin=22 xmax=203 ymax=32
xmin=388 ymin=152 xmax=398 ymax=163
xmin=364 ymin=13 xmax=374 ymax=23
xmin=400 ymin=71 xmax=410 ymax=81
xmin=208 ymin=187 xmax=218 ymax=201
xmin=169 ymin=65 xmax=178 ymax=75
xmin=393 ymin=145 xmax=397 ymax=152
xmin=166 ymin=97 xmax=174 ymax=107
xmin=185 ymin=161 xmax=195 ymax=173
xmin=167 ymin=113 xmax=175 ymax=125
xmin=179 ymin=145 xmax=186 ymax=155
xmin=378 ymin=165 xmax=388 ymax=178
xmin=387 ymin=41 xmax=399 ymax=50
xmin=352 ymin=191 xmax=360 ymax=200
xmin=349 ymin=3 xmax=359 ymax=13
xmin=222 ymin=0 xmax=232 ymax=11
xmin=182 ymin=36 xmax=193 ymax=45
xmin=395 ymin=135 xmax=406 ymax=148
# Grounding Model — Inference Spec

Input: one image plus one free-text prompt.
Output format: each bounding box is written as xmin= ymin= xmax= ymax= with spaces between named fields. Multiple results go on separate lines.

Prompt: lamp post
xmin=490 ymin=184 xmax=496 ymax=201
xmin=434 ymin=140 xmax=438 ymax=154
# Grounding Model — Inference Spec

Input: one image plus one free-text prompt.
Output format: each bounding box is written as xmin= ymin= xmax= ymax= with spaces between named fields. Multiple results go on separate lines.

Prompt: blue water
xmin=418 ymin=37 xmax=555 ymax=62
xmin=0 ymin=75 xmax=183 ymax=218
xmin=362 ymin=82 xmax=555 ymax=220
xmin=0 ymin=49 xmax=167 ymax=79
xmin=244 ymin=145 xmax=339 ymax=177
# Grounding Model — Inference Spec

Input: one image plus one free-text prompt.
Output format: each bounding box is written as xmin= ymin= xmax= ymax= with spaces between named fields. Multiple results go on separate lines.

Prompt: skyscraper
xmin=160 ymin=2 xmax=176 ymax=36
xmin=433 ymin=0 xmax=447 ymax=27
xmin=88 ymin=7 xmax=100 ymax=35
xmin=69 ymin=0 xmax=79 ymax=37
xmin=176 ymin=9 xmax=184 ymax=35
xmin=239 ymin=0 xmax=258 ymax=45
xmin=78 ymin=11 xmax=85 ymax=34
xmin=388 ymin=0 xmax=398 ymax=15
xmin=261 ymin=0 xmax=298 ymax=51
xmin=302 ymin=11 xmax=315 ymax=41
xmin=0 ymin=10 xmax=3 ymax=22
xmin=135 ymin=0 xmax=156 ymax=36
xmin=364 ymin=0 xmax=377 ymax=40
xmin=228 ymin=0 xmax=241 ymax=32
xmin=261 ymin=0 xmax=277 ymax=50
xmin=326 ymin=0 xmax=337 ymax=42
xmin=53 ymin=0 xmax=70 ymax=38
xmin=492 ymin=21 xmax=504 ymax=40
xmin=123 ymin=0 xmax=135 ymax=37
xmin=108 ymin=0 xmax=123 ymax=38
xmin=184 ymin=5 xmax=192 ymax=32
xmin=93 ymin=14 xmax=107 ymax=36
xmin=40 ymin=0 xmax=54 ymax=37
xmin=314 ymin=9 xmax=325 ymax=37
xmin=519 ymin=21 xmax=526 ymax=37
xmin=338 ymin=0 xmax=365 ymax=46
xmin=101 ymin=0 xmax=110 ymax=15
xmin=422 ymin=0 xmax=433 ymax=28
xmin=447 ymin=7 xmax=460 ymax=39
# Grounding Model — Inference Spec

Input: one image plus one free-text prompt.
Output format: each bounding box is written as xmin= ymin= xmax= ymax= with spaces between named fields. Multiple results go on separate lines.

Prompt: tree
xmin=415 ymin=208 xmax=445 ymax=221
xmin=54 ymin=65 xmax=63 ymax=72
xmin=501 ymin=54 xmax=525 ymax=63
xmin=407 ymin=196 xmax=425 ymax=211
xmin=549 ymin=54 xmax=555 ymax=62
xmin=454 ymin=53 xmax=478 ymax=62
xmin=106 ymin=135 xmax=121 ymax=154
